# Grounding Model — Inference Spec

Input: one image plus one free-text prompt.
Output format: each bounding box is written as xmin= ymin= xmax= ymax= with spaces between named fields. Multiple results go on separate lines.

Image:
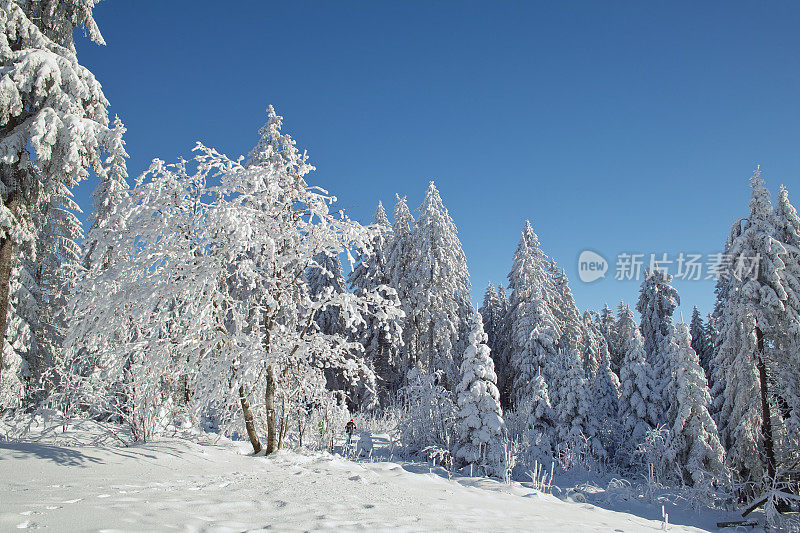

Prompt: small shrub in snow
xmin=398 ymin=368 xmax=456 ymax=458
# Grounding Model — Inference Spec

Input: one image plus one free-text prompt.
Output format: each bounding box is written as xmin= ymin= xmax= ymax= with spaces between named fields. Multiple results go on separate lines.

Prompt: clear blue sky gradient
xmin=73 ymin=1 xmax=800 ymax=319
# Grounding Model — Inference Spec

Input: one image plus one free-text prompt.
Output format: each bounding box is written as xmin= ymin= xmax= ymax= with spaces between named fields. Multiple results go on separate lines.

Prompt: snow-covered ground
xmin=0 ymin=418 xmax=744 ymax=532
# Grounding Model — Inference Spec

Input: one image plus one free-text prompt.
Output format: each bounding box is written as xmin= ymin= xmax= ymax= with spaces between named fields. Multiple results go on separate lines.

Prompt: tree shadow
xmin=0 ymin=442 xmax=105 ymax=467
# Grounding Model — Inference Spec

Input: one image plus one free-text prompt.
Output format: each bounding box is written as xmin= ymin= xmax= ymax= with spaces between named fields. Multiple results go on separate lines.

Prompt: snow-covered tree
xmin=662 ymin=322 xmax=726 ymax=486
xmin=385 ymin=194 xmax=416 ymax=363
xmin=398 ymin=368 xmax=457 ymax=459
xmin=771 ymin=185 xmax=800 ymax=454
xmin=405 ymin=182 xmax=472 ymax=385
xmin=715 ymin=168 xmax=797 ymax=484
xmin=480 ymin=282 xmax=510 ymax=407
xmin=307 ymin=251 xmax=347 ymax=336
xmin=454 ymin=314 xmax=506 ymax=478
xmin=17 ymin=0 xmax=104 ymax=52
xmin=0 ymin=0 xmax=122 ymax=399
xmin=546 ymin=347 xmax=595 ymax=459
xmin=617 ymin=328 xmax=658 ymax=467
xmin=349 ymin=202 xmax=404 ymax=402
xmin=82 ymin=115 xmax=128 ymax=271
xmin=505 ymin=221 xmax=560 ymax=407
xmin=598 ymin=304 xmax=622 ymax=376
xmin=551 ymin=267 xmax=590 ymax=369
xmin=589 ymin=349 xmax=621 ymax=459
xmin=60 ymin=109 xmax=402 ymax=451
xmin=636 ymin=269 xmax=679 ymax=425
xmin=708 ymin=218 xmax=745 ymax=422
xmin=689 ymin=306 xmax=712 ymax=382
xmin=349 ymin=202 xmax=391 ymax=292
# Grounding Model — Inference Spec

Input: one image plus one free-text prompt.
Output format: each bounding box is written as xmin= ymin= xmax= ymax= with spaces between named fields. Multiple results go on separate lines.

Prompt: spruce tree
xmin=405 ymin=182 xmax=472 ymax=386
xmin=664 ymin=323 xmax=726 ymax=486
xmin=454 ymin=314 xmax=506 ymax=478
xmin=504 ymin=221 xmax=560 ymax=407
xmin=0 ymin=0 xmax=121 ymax=398
xmin=715 ymin=168 xmax=796 ymax=484
xmin=636 ymin=269 xmax=680 ymax=425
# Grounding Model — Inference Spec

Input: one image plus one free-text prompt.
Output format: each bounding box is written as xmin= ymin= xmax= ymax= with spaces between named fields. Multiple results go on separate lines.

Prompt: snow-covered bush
xmin=503 ymin=385 xmax=554 ymax=471
xmin=398 ymin=368 xmax=456 ymax=459
xmin=635 ymin=425 xmax=673 ymax=484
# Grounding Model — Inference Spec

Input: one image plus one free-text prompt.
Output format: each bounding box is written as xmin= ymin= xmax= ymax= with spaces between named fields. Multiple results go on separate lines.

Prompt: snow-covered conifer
xmin=715 ymin=168 xmax=797 ymax=483
xmin=405 ymin=182 xmax=472 ymax=385
xmin=0 ymin=0 xmax=122 ymax=392
xmin=589 ymin=349 xmax=621 ymax=459
xmin=636 ymin=269 xmax=679 ymax=425
xmin=307 ymin=251 xmax=347 ymax=336
xmin=598 ymin=304 xmax=622 ymax=375
xmin=505 ymin=221 xmax=560 ymax=406
xmin=82 ymin=116 xmax=128 ymax=271
xmin=664 ymin=323 xmax=726 ymax=486
xmin=454 ymin=314 xmax=506 ymax=478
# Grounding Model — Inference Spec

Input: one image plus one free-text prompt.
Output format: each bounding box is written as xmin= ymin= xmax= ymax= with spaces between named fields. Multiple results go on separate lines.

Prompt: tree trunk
xmin=265 ymin=364 xmax=277 ymax=454
xmin=239 ymin=385 xmax=262 ymax=454
xmin=0 ymin=227 xmax=15 ymax=387
xmin=755 ymin=326 xmax=776 ymax=482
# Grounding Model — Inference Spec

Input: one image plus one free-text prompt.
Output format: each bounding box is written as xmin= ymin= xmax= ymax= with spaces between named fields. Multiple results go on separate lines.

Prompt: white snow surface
xmin=0 ymin=420 xmax=720 ymax=532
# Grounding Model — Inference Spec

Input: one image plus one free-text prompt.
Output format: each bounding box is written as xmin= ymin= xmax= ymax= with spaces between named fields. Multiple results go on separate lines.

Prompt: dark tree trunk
xmin=755 ymin=326 xmax=776 ymax=482
xmin=239 ymin=385 xmax=262 ymax=454
xmin=265 ymin=364 xmax=277 ymax=454
xmin=0 ymin=234 xmax=13 ymax=387
xmin=0 ymin=193 xmax=18 ymax=387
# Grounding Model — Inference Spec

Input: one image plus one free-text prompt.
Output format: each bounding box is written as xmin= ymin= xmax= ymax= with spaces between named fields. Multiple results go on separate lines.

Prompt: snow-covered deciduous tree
xmin=405 ymin=182 xmax=472 ymax=386
xmin=454 ymin=314 xmax=506 ymax=478
xmin=0 ymin=0 xmax=121 ymax=394
xmin=398 ymin=368 xmax=457 ymax=460
xmin=663 ymin=322 xmax=726 ymax=486
xmin=59 ymin=109 xmax=402 ymax=451
xmin=636 ymin=269 xmax=679 ymax=425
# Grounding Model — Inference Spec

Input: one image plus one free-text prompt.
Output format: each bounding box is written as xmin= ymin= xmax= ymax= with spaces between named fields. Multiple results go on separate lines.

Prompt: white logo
xmin=578 ymin=250 xmax=608 ymax=283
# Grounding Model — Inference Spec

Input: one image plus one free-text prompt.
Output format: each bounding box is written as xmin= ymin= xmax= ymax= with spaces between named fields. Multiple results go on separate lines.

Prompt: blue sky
xmin=74 ymin=1 xmax=800 ymax=319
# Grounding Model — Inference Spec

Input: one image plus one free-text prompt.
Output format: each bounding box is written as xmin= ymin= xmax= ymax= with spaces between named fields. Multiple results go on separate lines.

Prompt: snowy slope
xmin=0 ymin=432 xmax=718 ymax=533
